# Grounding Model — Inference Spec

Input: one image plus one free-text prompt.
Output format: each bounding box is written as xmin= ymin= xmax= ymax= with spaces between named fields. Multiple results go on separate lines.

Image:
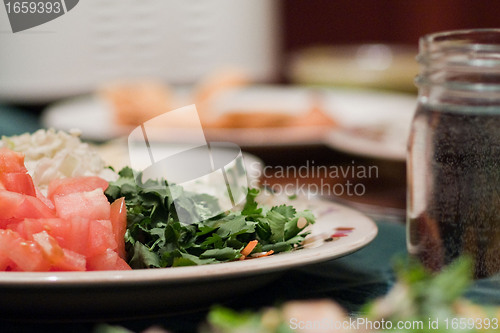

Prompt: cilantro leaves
xmin=105 ymin=167 xmax=315 ymax=269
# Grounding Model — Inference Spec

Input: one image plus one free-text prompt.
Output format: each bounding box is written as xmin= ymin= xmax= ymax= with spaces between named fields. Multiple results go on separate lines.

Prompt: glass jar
xmin=408 ymin=29 xmax=500 ymax=278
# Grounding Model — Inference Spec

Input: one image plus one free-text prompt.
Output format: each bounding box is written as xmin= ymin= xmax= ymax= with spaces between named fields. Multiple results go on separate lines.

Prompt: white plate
xmin=321 ymin=89 xmax=416 ymax=161
xmin=0 ymin=196 xmax=377 ymax=320
xmin=42 ymin=86 xmax=416 ymax=160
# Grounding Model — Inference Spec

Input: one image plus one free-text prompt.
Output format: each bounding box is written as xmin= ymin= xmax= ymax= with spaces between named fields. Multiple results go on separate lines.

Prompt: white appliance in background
xmin=0 ymin=0 xmax=279 ymax=103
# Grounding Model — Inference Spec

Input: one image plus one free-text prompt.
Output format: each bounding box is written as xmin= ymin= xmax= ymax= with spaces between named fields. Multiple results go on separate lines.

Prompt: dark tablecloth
xmin=0 ymin=105 xmax=41 ymax=137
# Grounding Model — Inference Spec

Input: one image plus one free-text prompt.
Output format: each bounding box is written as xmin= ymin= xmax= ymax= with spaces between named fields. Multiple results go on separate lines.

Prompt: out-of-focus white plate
xmin=0 ymin=195 xmax=377 ymax=320
xmin=42 ymin=86 xmax=416 ymax=160
xmin=321 ymin=89 xmax=416 ymax=161
xmin=287 ymin=44 xmax=419 ymax=93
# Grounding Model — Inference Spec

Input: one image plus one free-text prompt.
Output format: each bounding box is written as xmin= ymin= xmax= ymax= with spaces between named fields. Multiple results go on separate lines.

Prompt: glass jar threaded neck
xmin=416 ymin=29 xmax=500 ymax=95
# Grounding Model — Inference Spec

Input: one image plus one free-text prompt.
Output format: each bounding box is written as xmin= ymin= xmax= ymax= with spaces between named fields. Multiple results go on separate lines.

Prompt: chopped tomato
xmin=0 ymin=253 xmax=9 ymax=270
xmin=51 ymin=248 xmax=87 ymax=271
xmin=0 ymin=190 xmax=23 ymax=219
xmin=0 ymin=148 xmax=27 ymax=173
xmin=0 ymin=190 xmax=55 ymax=220
xmin=0 ymin=172 xmax=36 ymax=196
xmin=30 ymin=218 xmax=69 ymax=246
xmin=16 ymin=218 xmax=44 ymax=240
xmin=47 ymin=176 xmax=109 ymax=202
xmin=110 ymin=197 xmax=127 ymax=259
xmin=87 ymin=219 xmax=117 ymax=257
xmin=87 ymin=248 xmax=131 ymax=271
xmin=54 ymin=189 xmax=110 ymax=221
xmin=13 ymin=241 xmax=51 ymax=271
xmin=0 ymin=217 xmax=21 ymax=230
xmin=35 ymin=187 xmax=55 ymax=210
xmin=0 ymin=229 xmax=50 ymax=272
xmin=22 ymin=195 xmax=56 ymax=218
xmin=62 ymin=216 xmax=90 ymax=255
xmin=32 ymin=230 xmax=65 ymax=264
xmin=0 ymin=231 xmax=13 ymax=270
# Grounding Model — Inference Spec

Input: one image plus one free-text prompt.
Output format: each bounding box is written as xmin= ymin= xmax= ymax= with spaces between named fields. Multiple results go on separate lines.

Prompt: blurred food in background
xmin=42 ymin=69 xmax=342 ymax=145
xmin=42 ymin=72 xmax=416 ymax=156
xmin=99 ymin=80 xmax=177 ymax=128
xmin=99 ymin=69 xmax=337 ymax=131
xmin=287 ymin=44 xmax=419 ymax=93
xmin=99 ymin=69 xmax=251 ymax=129
xmin=206 ymin=89 xmax=337 ymax=129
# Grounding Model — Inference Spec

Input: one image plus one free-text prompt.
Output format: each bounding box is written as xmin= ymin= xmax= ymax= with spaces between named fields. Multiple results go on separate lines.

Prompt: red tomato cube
xmin=16 ymin=218 xmax=44 ymax=240
xmin=54 ymin=189 xmax=110 ymax=221
xmin=51 ymin=248 xmax=86 ymax=272
xmin=0 ymin=229 xmax=19 ymax=270
xmin=0 ymin=190 xmax=55 ymax=220
xmin=110 ymin=197 xmax=127 ymax=259
xmin=33 ymin=218 xmax=69 ymax=247
xmin=0 ymin=190 xmax=23 ymax=219
xmin=0 ymin=172 xmax=36 ymax=196
xmin=48 ymin=176 xmax=109 ymax=202
xmin=32 ymin=230 xmax=65 ymax=264
xmin=4 ymin=234 xmax=51 ymax=272
xmin=22 ymin=195 xmax=56 ymax=219
xmin=35 ymin=187 xmax=55 ymax=210
xmin=87 ymin=248 xmax=131 ymax=271
xmin=0 ymin=148 xmax=28 ymax=173
xmin=0 ymin=253 xmax=9 ymax=270
xmin=87 ymin=219 xmax=117 ymax=257
xmin=63 ymin=217 xmax=90 ymax=255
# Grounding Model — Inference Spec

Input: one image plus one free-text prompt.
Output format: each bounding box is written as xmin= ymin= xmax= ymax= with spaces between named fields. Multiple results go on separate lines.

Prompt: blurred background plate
xmin=287 ymin=44 xmax=419 ymax=93
xmin=321 ymin=89 xmax=417 ymax=161
xmin=42 ymin=86 xmax=416 ymax=160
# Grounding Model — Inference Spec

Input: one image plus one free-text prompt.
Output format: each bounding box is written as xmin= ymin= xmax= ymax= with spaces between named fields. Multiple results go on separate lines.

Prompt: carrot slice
xmin=250 ymin=250 xmax=274 ymax=259
xmin=240 ymin=240 xmax=258 ymax=258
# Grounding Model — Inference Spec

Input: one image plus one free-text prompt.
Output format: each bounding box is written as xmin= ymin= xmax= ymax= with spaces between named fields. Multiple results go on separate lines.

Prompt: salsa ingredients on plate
xmin=0 ymin=129 xmax=316 ymax=271
xmin=105 ymin=167 xmax=316 ymax=268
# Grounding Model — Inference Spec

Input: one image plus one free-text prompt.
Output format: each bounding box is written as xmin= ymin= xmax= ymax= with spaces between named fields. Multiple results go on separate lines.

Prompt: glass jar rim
xmin=418 ymin=28 xmax=500 ymax=68
xmin=420 ymin=28 xmax=500 ymax=56
xmin=417 ymin=29 xmax=500 ymax=91
xmin=422 ymin=28 xmax=500 ymax=44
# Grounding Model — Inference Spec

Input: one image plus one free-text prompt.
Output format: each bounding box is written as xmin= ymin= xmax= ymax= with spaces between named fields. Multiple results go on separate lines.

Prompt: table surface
xmin=1 ymin=105 xmax=499 ymax=333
